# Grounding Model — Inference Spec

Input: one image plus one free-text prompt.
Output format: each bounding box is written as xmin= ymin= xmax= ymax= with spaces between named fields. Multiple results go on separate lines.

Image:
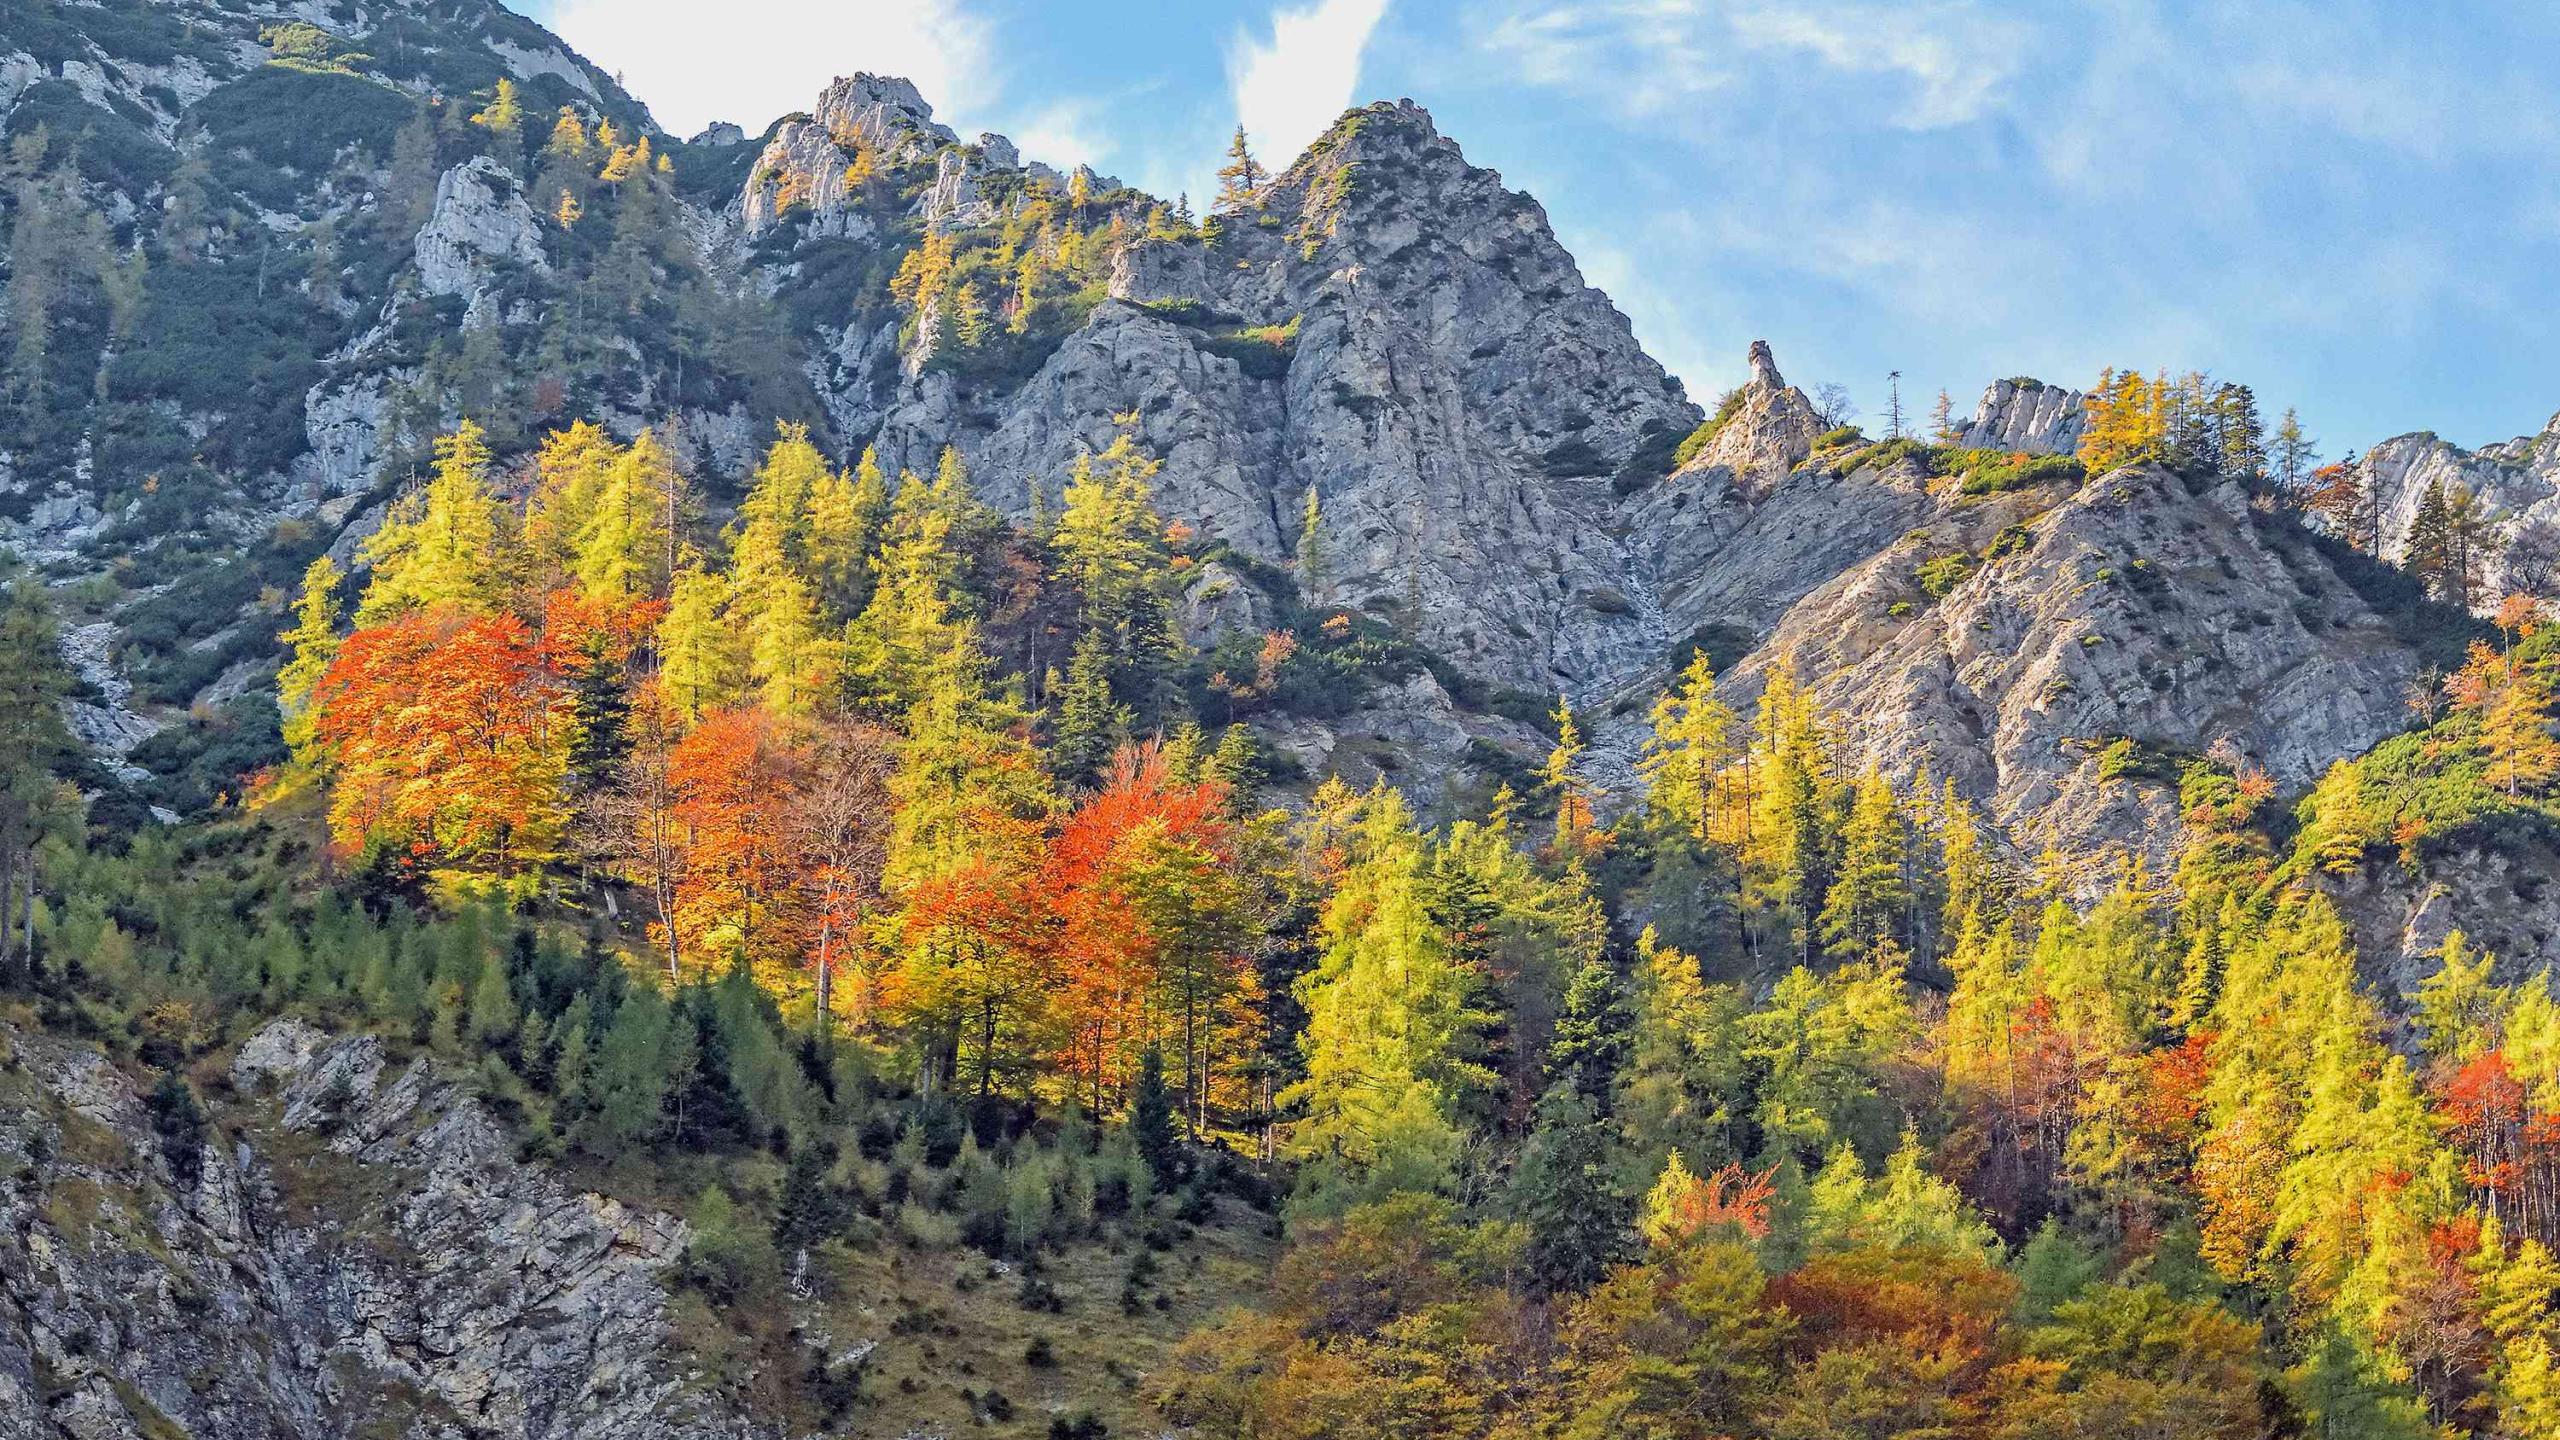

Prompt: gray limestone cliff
xmin=1954 ymin=377 xmax=2086 ymax=455
xmin=834 ymin=101 xmax=1700 ymax=700
xmin=414 ymin=157 xmax=551 ymax=319
xmin=2346 ymin=413 xmax=2560 ymax=604
xmin=1720 ymin=462 xmax=2426 ymax=875
xmin=0 ymin=1019 xmax=758 ymax=1440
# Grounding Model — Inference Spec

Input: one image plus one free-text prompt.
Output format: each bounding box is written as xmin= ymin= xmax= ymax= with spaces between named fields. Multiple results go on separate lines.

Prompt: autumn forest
xmin=9 ymin=12 xmax=2560 ymax=1437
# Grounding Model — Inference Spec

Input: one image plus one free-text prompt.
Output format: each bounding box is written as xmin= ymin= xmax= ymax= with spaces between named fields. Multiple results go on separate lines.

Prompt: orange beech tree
xmin=314 ymin=607 xmax=568 ymax=882
xmin=665 ymin=706 xmax=808 ymax=987
xmin=1046 ymin=742 xmax=1248 ymax=1125
xmin=788 ymin=715 xmax=895 ymax=1039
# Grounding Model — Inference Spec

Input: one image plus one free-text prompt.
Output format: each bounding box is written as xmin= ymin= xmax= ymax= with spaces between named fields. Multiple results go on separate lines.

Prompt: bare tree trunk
xmin=657 ymin=872 xmax=681 ymax=984
xmin=813 ymin=901 xmax=834 ymax=1057
xmin=0 ymin=840 xmax=16 ymax=973
xmin=1182 ymin=982 xmax=1200 ymax=1142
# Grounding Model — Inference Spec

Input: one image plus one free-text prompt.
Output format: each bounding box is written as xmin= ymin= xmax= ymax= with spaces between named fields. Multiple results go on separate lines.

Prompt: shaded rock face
xmin=0 ymin=475 xmax=109 ymax=565
xmin=1260 ymin=667 xmax=1548 ymax=809
xmin=2348 ymin=413 xmax=2560 ymax=604
xmin=300 ymin=370 xmax=405 ymax=499
xmin=2324 ymin=829 xmax=2560 ymax=1003
xmin=1627 ymin=342 xmax=1840 ymax=660
xmin=911 ymin=301 xmax=1296 ymax=560
xmin=1724 ymin=463 xmax=2424 ymax=872
xmin=1642 ymin=456 xmax=1965 ymax=675
xmin=0 ymin=1020 xmax=756 ymax=1440
xmin=57 ymin=621 xmax=162 ymax=781
xmin=1955 ymin=377 xmax=2086 ymax=456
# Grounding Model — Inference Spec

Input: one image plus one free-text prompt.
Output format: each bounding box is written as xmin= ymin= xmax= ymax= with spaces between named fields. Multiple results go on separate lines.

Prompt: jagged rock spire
xmin=1748 ymin=339 xmax=1783 ymax=388
xmin=1672 ymin=341 xmax=1823 ymax=493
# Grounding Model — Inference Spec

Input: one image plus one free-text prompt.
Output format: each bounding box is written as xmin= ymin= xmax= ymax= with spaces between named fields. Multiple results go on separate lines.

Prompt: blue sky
xmin=515 ymin=0 xmax=2560 ymax=457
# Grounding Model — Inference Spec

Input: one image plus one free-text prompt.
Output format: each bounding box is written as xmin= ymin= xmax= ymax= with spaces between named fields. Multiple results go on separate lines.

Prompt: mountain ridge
xmin=0 ymin=7 xmax=2534 ymax=869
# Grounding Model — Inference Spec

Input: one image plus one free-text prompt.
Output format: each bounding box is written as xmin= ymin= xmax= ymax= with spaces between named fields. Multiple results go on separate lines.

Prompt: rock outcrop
xmin=741 ymin=73 xmax=955 ymax=236
xmin=1954 ymin=377 xmax=2086 ymax=455
xmin=2321 ymin=827 xmax=2560 ymax=1002
xmin=2347 ymin=413 xmax=2560 ymax=604
xmin=1726 ymin=463 xmax=2426 ymax=873
xmin=1669 ymin=340 xmax=1827 ymax=495
xmin=0 ymin=1019 xmax=757 ymax=1440
xmin=414 ymin=157 xmax=550 ymax=320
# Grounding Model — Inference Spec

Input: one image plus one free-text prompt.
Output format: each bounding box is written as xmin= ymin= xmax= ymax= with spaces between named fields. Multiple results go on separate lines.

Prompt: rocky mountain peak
xmin=836 ymin=83 xmax=1696 ymax=699
xmin=811 ymin=72 xmax=951 ymax=152
xmin=740 ymin=73 xmax=966 ymax=235
xmin=1297 ymin=98 xmax=1443 ymax=160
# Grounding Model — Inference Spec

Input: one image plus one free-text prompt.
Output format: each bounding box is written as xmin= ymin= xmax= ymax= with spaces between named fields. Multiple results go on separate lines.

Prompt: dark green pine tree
xmin=774 ymin=1142 xmax=851 ymax=1250
xmin=2406 ymin=480 xmax=2454 ymax=601
xmin=144 ymin=1075 xmax=210 ymax=1189
xmin=564 ymin=645 xmax=631 ymax=793
xmin=1049 ymin=625 xmax=1129 ymax=785
xmin=2214 ymin=383 xmax=2266 ymax=490
xmin=2011 ymin=1218 xmax=2104 ymax=1324
xmin=2287 ymin=1326 xmax=2440 ymax=1440
xmin=2163 ymin=374 xmax=2220 ymax=477
xmin=1547 ymin=954 xmax=1628 ymax=1113
xmin=583 ymin=985 xmax=683 ymax=1150
xmin=1509 ymin=1088 xmax=1630 ymax=1294
xmin=0 ymin=580 xmax=75 ymax=982
xmin=1507 ymin=952 xmax=1634 ymax=1294
xmin=1130 ymin=1043 xmax=1185 ymax=1184
xmin=1818 ymin=772 xmax=1910 ymax=962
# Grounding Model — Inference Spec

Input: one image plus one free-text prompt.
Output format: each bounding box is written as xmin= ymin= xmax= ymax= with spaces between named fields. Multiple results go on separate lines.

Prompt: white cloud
xmin=1227 ymin=0 xmax=1392 ymax=175
xmin=541 ymin=0 xmax=994 ymax=138
xmin=1478 ymin=0 xmax=2012 ymax=129
xmin=1726 ymin=2 xmax=2015 ymax=130
xmin=1480 ymin=1 xmax=1731 ymax=122
xmin=1004 ymin=98 xmax=1116 ymax=178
